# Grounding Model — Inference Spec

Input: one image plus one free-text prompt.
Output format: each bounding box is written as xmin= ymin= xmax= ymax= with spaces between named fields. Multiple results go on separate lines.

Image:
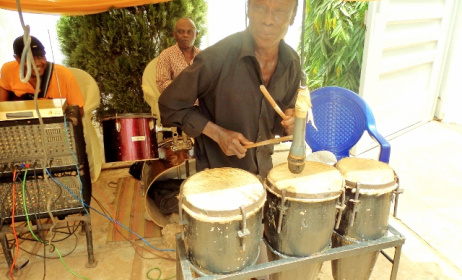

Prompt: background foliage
xmin=301 ymin=0 xmax=368 ymax=92
xmin=57 ymin=0 xmax=207 ymax=119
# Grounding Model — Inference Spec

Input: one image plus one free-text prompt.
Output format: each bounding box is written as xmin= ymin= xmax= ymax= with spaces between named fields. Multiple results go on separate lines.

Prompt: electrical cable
xmin=46 ymin=170 xmax=175 ymax=252
xmin=146 ymin=267 xmax=175 ymax=280
xmin=90 ymin=189 xmax=175 ymax=262
xmin=21 ymin=168 xmax=90 ymax=280
xmin=10 ymin=169 xmax=20 ymax=280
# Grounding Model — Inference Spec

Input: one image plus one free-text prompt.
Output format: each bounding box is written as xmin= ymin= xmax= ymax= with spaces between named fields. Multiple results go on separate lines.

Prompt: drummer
xmin=159 ymin=0 xmax=300 ymax=179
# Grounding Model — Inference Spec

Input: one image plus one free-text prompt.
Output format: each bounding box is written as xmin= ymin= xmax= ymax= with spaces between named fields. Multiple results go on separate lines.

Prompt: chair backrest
xmin=305 ymin=86 xmax=390 ymax=163
xmin=142 ymin=57 xmax=161 ymax=120
xmin=68 ymin=67 xmax=102 ymax=182
xmin=68 ymin=67 xmax=100 ymax=113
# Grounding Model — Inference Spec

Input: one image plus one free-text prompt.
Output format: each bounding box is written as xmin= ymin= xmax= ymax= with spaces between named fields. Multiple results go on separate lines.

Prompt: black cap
xmin=13 ymin=36 xmax=46 ymax=57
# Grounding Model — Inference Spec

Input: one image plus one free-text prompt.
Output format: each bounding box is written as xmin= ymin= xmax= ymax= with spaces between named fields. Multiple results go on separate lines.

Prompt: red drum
xmin=101 ymin=114 xmax=158 ymax=162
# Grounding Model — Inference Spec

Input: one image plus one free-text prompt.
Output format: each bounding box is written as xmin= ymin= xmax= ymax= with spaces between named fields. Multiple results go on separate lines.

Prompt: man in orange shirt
xmin=0 ymin=35 xmax=85 ymax=116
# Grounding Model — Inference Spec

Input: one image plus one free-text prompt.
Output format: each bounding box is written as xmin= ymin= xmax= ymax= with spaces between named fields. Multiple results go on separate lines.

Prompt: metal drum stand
xmin=175 ymin=225 xmax=405 ymax=280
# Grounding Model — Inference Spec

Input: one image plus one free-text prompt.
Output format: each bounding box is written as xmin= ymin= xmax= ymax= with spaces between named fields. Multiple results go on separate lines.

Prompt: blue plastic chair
xmin=305 ymin=86 xmax=390 ymax=163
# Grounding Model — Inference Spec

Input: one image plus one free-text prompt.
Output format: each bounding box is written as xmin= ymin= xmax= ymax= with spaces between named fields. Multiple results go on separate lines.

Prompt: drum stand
xmin=175 ymin=225 xmax=405 ymax=280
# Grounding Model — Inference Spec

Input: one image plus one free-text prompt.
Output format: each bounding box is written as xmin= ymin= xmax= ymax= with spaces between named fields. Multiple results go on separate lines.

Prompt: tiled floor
xmin=0 ymin=120 xmax=461 ymax=280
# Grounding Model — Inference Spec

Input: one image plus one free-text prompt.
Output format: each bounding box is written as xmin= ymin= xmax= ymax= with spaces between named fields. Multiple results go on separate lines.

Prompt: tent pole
xmin=300 ymin=0 xmax=307 ymax=69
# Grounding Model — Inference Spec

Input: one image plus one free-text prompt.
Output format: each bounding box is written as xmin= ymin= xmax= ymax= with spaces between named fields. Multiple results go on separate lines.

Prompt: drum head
xmin=335 ymin=158 xmax=396 ymax=192
xmin=266 ymin=161 xmax=343 ymax=201
xmin=181 ymin=168 xmax=265 ymax=221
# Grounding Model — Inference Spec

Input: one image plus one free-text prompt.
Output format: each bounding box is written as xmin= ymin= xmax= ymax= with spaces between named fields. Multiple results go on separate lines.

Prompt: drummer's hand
xmin=281 ymin=108 xmax=295 ymax=135
xmin=202 ymin=122 xmax=253 ymax=159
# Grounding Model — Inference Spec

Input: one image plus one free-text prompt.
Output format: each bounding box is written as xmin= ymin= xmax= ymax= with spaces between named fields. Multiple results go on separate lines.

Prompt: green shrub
xmin=301 ymin=0 xmax=368 ymax=92
xmin=57 ymin=0 xmax=207 ymax=119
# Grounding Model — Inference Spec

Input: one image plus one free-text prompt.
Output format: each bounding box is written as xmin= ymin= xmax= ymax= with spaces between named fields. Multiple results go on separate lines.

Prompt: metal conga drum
xmin=332 ymin=157 xmax=399 ymax=280
xmin=264 ymin=161 xmax=345 ymax=280
xmin=179 ymin=168 xmax=266 ymax=275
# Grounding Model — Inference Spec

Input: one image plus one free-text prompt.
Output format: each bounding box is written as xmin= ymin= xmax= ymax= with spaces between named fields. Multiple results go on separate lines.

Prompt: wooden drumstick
xmin=260 ymin=85 xmax=289 ymax=120
xmin=244 ymin=135 xmax=293 ymax=149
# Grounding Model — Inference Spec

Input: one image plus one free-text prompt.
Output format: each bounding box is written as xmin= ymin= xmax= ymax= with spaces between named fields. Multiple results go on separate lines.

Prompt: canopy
xmin=0 ymin=0 xmax=172 ymax=15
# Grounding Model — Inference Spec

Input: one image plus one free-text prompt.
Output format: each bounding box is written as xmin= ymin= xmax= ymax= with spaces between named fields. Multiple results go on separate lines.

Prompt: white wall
xmin=0 ymin=9 xmax=63 ymax=67
xmin=437 ymin=0 xmax=462 ymax=124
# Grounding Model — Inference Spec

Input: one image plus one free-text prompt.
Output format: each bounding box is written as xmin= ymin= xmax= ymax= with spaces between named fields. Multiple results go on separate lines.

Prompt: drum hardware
xmin=170 ymin=131 xmax=193 ymax=152
xmin=178 ymin=195 xmax=187 ymax=240
xmin=348 ymin=183 xmax=361 ymax=227
xmin=335 ymin=190 xmax=346 ymax=230
xmin=276 ymin=189 xmax=288 ymax=234
xmin=392 ymin=177 xmax=403 ymax=217
xmin=238 ymin=206 xmax=251 ymax=252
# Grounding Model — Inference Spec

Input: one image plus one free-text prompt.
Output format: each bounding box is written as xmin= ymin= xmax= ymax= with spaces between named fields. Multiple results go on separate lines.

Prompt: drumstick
xmin=260 ymin=85 xmax=289 ymax=120
xmin=244 ymin=135 xmax=293 ymax=149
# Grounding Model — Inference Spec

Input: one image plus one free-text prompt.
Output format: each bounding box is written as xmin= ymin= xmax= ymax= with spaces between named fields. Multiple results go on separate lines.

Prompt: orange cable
xmin=9 ymin=170 xmax=19 ymax=280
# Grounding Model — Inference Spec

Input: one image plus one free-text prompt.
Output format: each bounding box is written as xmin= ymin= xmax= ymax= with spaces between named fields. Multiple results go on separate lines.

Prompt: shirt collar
xmin=238 ymin=28 xmax=294 ymax=68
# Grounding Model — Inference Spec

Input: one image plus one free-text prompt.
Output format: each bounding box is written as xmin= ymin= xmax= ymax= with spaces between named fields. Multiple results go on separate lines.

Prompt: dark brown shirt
xmin=159 ymin=29 xmax=301 ymax=178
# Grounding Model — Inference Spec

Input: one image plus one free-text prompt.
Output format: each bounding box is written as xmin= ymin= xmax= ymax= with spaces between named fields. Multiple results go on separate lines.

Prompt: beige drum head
xmin=335 ymin=158 xmax=397 ymax=192
xmin=181 ymin=168 xmax=266 ymax=222
xmin=266 ymin=161 xmax=344 ymax=201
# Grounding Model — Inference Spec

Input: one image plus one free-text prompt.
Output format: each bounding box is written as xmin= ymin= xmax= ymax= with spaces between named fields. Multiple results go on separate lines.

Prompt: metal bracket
xmin=392 ymin=175 xmax=403 ymax=218
xmin=335 ymin=189 xmax=346 ymax=230
xmin=348 ymin=183 xmax=361 ymax=227
xmin=178 ymin=195 xmax=188 ymax=240
xmin=276 ymin=189 xmax=289 ymax=234
xmin=237 ymin=206 xmax=250 ymax=252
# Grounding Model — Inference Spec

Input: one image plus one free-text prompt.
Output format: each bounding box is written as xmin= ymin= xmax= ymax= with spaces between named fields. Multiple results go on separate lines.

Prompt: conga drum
xmin=101 ymin=114 xmax=158 ymax=162
xmin=264 ymin=161 xmax=345 ymax=280
xmin=332 ymin=157 xmax=399 ymax=280
xmin=179 ymin=168 xmax=266 ymax=275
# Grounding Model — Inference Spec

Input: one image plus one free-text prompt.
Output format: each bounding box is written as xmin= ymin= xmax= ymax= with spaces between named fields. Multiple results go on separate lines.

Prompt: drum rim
xmin=265 ymin=180 xmax=343 ymax=201
xmin=265 ymin=162 xmax=344 ymax=200
xmin=100 ymin=113 xmax=156 ymax=121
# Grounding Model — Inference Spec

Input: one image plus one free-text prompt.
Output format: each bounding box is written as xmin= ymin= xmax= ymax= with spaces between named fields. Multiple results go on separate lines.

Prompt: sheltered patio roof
xmin=0 ymin=0 xmax=172 ymax=15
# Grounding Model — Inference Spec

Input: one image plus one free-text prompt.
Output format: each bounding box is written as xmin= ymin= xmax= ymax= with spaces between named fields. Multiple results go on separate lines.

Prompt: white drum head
xmin=266 ymin=161 xmax=344 ymax=201
xmin=335 ymin=158 xmax=397 ymax=193
xmin=181 ymin=168 xmax=265 ymax=222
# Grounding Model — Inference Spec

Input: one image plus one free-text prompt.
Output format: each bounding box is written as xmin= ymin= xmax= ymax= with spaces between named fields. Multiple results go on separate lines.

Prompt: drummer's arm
xmin=202 ymin=121 xmax=253 ymax=159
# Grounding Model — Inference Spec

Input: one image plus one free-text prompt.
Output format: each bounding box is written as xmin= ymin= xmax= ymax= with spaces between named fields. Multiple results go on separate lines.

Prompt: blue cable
xmin=45 ymin=169 xmax=174 ymax=252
